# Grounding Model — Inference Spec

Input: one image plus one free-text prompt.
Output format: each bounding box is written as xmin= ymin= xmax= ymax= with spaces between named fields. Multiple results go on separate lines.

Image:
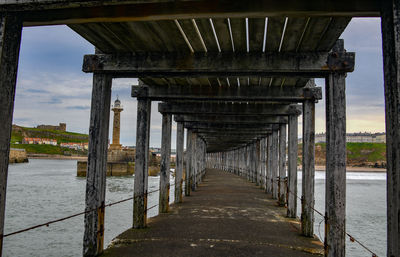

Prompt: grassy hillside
xmin=11 ymin=125 xmax=89 ymax=156
xmin=300 ymin=142 xmax=386 ymax=167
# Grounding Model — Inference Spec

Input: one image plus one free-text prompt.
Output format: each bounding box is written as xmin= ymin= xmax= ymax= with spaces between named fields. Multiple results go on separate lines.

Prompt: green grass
xmin=11 ymin=144 xmax=87 ymax=156
xmin=346 ymin=142 xmax=386 ymax=163
xmin=12 ymin=126 xmax=89 ymax=144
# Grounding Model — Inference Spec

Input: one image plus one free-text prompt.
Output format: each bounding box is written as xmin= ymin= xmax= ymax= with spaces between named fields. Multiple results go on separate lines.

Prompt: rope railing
xmin=1 ymin=177 xmax=187 ymax=239
xmin=226 ymin=169 xmax=379 ymax=257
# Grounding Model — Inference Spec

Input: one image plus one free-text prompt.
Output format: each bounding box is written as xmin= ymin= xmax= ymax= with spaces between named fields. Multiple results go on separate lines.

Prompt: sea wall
xmin=77 ymin=161 xmax=134 ymax=176
xmin=9 ymin=148 xmax=28 ymax=163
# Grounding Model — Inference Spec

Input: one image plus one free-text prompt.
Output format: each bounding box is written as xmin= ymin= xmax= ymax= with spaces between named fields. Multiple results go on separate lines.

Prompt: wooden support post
xmin=287 ymin=114 xmax=298 ymax=218
xmin=261 ymin=138 xmax=266 ymax=189
xmin=301 ymin=99 xmax=315 ymax=237
xmin=266 ymin=135 xmax=272 ymax=194
xmin=256 ymin=140 xmax=261 ymax=186
xmin=325 ymin=40 xmax=347 ymax=257
xmin=83 ymin=73 xmax=112 ymax=256
xmin=278 ymin=124 xmax=287 ymax=206
xmin=381 ymin=2 xmax=400 ymax=256
xmin=185 ymin=129 xmax=192 ymax=196
xmin=271 ymin=130 xmax=279 ymax=199
xmin=175 ymin=122 xmax=184 ymax=203
xmin=0 ymin=14 xmax=22 ymax=257
xmin=133 ymin=98 xmax=151 ymax=228
xmin=159 ymin=113 xmax=172 ymax=213
xmin=191 ymin=133 xmax=197 ymax=191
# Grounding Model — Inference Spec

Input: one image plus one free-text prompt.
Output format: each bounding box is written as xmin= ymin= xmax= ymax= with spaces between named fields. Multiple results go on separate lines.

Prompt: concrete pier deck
xmin=103 ymin=169 xmax=323 ymax=257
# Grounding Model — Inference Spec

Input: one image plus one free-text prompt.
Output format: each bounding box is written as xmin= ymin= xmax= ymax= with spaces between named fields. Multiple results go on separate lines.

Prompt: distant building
xmin=22 ymin=137 xmax=57 ymax=145
xmin=314 ymin=132 xmax=386 ymax=143
xmin=36 ymin=123 xmax=66 ymax=131
xmin=60 ymin=142 xmax=88 ymax=150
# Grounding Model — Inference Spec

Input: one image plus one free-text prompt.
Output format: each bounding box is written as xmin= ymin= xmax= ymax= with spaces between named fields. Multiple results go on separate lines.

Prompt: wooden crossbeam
xmin=174 ymin=115 xmax=288 ymax=124
xmin=83 ymin=52 xmax=355 ymax=77
xmin=132 ymin=84 xmax=322 ymax=101
xmin=183 ymin=122 xmax=275 ymax=130
xmin=159 ymin=102 xmax=301 ymax=115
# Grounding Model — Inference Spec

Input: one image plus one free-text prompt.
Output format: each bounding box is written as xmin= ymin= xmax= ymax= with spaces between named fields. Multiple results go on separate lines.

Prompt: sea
xmin=3 ymin=159 xmax=386 ymax=257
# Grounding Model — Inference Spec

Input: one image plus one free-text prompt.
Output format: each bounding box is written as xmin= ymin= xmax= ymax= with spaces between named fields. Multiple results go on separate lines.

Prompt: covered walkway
xmin=103 ymin=169 xmax=322 ymax=257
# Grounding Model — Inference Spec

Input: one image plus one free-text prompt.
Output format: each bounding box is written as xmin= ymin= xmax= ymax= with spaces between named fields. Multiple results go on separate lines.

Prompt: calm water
xmin=4 ymin=160 xmax=386 ymax=256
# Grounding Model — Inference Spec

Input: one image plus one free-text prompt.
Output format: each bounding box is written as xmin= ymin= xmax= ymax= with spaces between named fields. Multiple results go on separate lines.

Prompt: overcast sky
xmin=12 ymin=18 xmax=385 ymax=148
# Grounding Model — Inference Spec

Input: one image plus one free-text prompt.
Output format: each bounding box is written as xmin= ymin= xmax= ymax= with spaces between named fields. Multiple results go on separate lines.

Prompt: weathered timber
xmin=133 ymin=98 xmax=151 ymax=228
xmin=324 ymin=40 xmax=347 ymax=257
xmin=174 ymin=115 xmax=288 ymax=124
xmin=271 ymin=130 xmax=279 ymax=199
xmin=0 ymin=0 xmax=380 ymax=27
xmin=278 ymin=123 xmax=287 ymax=206
xmin=256 ymin=140 xmax=261 ymax=186
xmin=266 ymin=134 xmax=272 ymax=194
xmin=159 ymin=113 xmax=172 ymax=213
xmin=301 ymin=99 xmax=315 ymax=237
xmin=287 ymin=114 xmax=298 ymax=218
xmin=185 ymin=129 xmax=192 ymax=196
xmin=132 ymin=84 xmax=322 ymax=101
xmin=83 ymin=73 xmax=112 ymax=256
xmin=83 ymin=52 xmax=355 ymax=77
xmin=159 ymin=102 xmax=302 ymax=116
xmin=0 ymin=14 xmax=22 ymax=257
xmin=191 ymin=133 xmax=197 ymax=191
xmin=175 ymin=122 xmax=184 ymax=203
xmin=381 ymin=2 xmax=400 ymax=255
xmin=184 ymin=122 xmax=274 ymax=130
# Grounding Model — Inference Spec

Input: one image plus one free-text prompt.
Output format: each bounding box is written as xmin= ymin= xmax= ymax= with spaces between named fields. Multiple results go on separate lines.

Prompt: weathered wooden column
xmin=83 ymin=73 xmax=112 ymax=256
xmin=266 ymin=134 xmax=272 ymax=194
xmin=260 ymin=138 xmax=266 ymax=189
xmin=0 ymin=14 xmax=22 ymax=257
xmin=133 ymin=98 xmax=151 ymax=229
xmin=191 ymin=133 xmax=197 ymax=191
xmin=271 ymin=129 xmax=279 ymax=199
xmin=185 ymin=129 xmax=192 ymax=196
xmin=381 ymin=3 xmax=400 ymax=256
xmin=287 ymin=115 xmax=298 ymax=218
xmin=301 ymin=99 xmax=315 ymax=237
xmin=325 ymin=40 xmax=347 ymax=257
xmin=256 ymin=139 xmax=261 ymax=186
xmin=159 ymin=113 xmax=172 ymax=213
xmin=175 ymin=122 xmax=184 ymax=203
xmin=278 ymin=124 xmax=287 ymax=206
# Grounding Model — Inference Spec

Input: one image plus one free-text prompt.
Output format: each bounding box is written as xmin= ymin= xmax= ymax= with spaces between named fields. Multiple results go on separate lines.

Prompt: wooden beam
xmin=159 ymin=102 xmax=301 ymax=115
xmin=175 ymin=122 xmax=184 ymax=203
xmin=83 ymin=52 xmax=355 ymax=77
xmin=278 ymin=123 xmax=287 ymax=206
xmin=159 ymin=113 xmax=172 ymax=213
xmin=132 ymin=84 xmax=322 ymax=101
xmin=83 ymin=73 xmax=112 ymax=256
xmin=174 ymin=115 xmax=288 ymax=124
xmin=133 ymin=98 xmax=151 ymax=228
xmin=301 ymin=99 xmax=315 ymax=237
xmin=185 ymin=129 xmax=192 ymax=196
xmin=271 ymin=130 xmax=279 ymax=199
xmin=287 ymin=114 xmax=298 ymax=218
xmin=2 ymin=0 xmax=379 ymax=26
xmin=381 ymin=2 xmax=400 ymax=256
xmin=183 ymin=122 xmax=274 ymax=130
xmin=0 ymin=14 xmax=22 ymax=256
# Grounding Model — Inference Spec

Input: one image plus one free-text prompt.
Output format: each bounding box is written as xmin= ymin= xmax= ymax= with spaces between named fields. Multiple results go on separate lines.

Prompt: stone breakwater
xmin=9 ymin=148 xmax=28 ymax=163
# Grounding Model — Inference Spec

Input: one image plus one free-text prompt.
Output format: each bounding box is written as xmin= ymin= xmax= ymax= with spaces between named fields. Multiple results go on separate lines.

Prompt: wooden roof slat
xmin=174 ymin=77 xmax=188 ymax=86
xmin=92 ymin=23 xmax=132 ymax=52
xmin=282 ymin=78 xmax=298 ymax=87
xmin=68 ymin=24 xmax=115 ymax=53
xmin=194 ymin=18 xmax=220 ymax=52
xmin=177 ymin=19 xmax=205 ymax=52
xmin=317 ymin=17 xmax=351 ymax=51
xmin=229 ymin=18 xmax=247 ymax=52
xmin=187 ymin=77 xmax=201 ymax=86
xmin=297 ymin=17 xmax=332 ymax=51
xmin=248 ymin=18 xmax=265 ymax=52
xmin=152 ymin=20 xmax=190 ymax=52
xmin=228 ymin=77 xmax=238 ymax=87
xmin=208 ymin=78 xmax=219 ymax=86
xmin=123 ymin=21 xmax=166 ymax=51
xmin=212 ymin=18 xmax=233 ymax=52
xmin=249 ymin=76 xmax=259 ymax=86
xmin=239 ymin=77 xmax=248 ymax=86
xmin=272 ymin=77 xmax=283 ymax=86
xmin=279 ymin=17 xmax=309 ymax=52
xmin=197 ymin=77 xmax=211 ymax=86
xmin=141 ymin=78 xmax=166 ymax=86
xmin=218 ymin=77 xmax=229 ymax=86
xmin=101 ymin=22 xmax=146 ymax=52
xmin=265 ymin=17 xmax=286 ymax=51
xmin=295 ymin=78 xmax=311 ymax=87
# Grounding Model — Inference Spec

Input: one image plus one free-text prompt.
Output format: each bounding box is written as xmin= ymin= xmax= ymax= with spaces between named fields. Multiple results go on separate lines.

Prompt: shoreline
xmin=27 ymin=154 xmax=87 ymax=161
xmin=314 ymin=165 xmax=386 ymax=173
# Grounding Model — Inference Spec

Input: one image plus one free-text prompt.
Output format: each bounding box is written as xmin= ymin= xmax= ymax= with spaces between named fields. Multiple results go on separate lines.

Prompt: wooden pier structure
xmin=0 ymin=1 xmax=398 ymax=257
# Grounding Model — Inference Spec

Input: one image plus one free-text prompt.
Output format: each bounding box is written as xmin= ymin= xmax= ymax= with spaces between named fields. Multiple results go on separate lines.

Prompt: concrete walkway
xmin=103 ymin=169 xmax=323 ymax=257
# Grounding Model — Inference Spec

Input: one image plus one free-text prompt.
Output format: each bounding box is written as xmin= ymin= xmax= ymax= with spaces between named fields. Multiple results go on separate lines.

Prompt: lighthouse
xmin=109 ymin=97 xmax=123 ymax=150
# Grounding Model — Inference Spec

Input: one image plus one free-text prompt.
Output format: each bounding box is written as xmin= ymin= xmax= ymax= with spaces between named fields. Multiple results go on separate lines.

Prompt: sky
xmin=12 ymin=18 xmax=385 ymax=148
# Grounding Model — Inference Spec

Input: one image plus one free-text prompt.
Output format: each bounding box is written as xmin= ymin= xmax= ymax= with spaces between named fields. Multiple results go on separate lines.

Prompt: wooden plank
xmin=178 ymin=19 xmax=205 ymax=52
xmin=83 ymin=73 xmax=112 ymax=256
xmin=0 ymin=14 xmax=22 ymax=256
xmin=325 ymin=56 xmax=346 ymax=256
xmin=229 ymin=18 xmax=246 ymax=52
xmin=381 ymin=2 xmax=400 ymax=255
xmin=159 ymin=113 xmax=172 ymax=213
xmin=69 ymin=24 xmax=115 ymax=53
xmin=317 ymin=17 xmax=351 ymax=51
xmin=122 ymin=21 xmax=166 ymax=51
xmin=301 ymin=99 xmax=315 ymax=237
xmin=155 ymin=20 xmax=190 ymax=52
xmin=278 ymin=123 xmax=286 ymax=206
xmin=298 ymin=17 xmax=332 ymax=51
xmin=280 ymin=17 xmax=309 ymax=52
xmin=287 ymin=114 xmax=298 ymax=218
xmin=212 ymin=18 xmax=232 ymax=52
xmin=133 ymin=98 xmax=151 ymax=228
xmin=195 ymin=18 xmax=219 ymax=52
xmin=249 ymin=18 xmax=265 ymax=52
xmin=265 ymin=17 xmax=286 ymax=51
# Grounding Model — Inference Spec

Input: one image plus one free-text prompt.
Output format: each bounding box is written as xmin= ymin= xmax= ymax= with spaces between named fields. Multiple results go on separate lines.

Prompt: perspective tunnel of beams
xmin=70 ymin=16 xmax=350 ymax=151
